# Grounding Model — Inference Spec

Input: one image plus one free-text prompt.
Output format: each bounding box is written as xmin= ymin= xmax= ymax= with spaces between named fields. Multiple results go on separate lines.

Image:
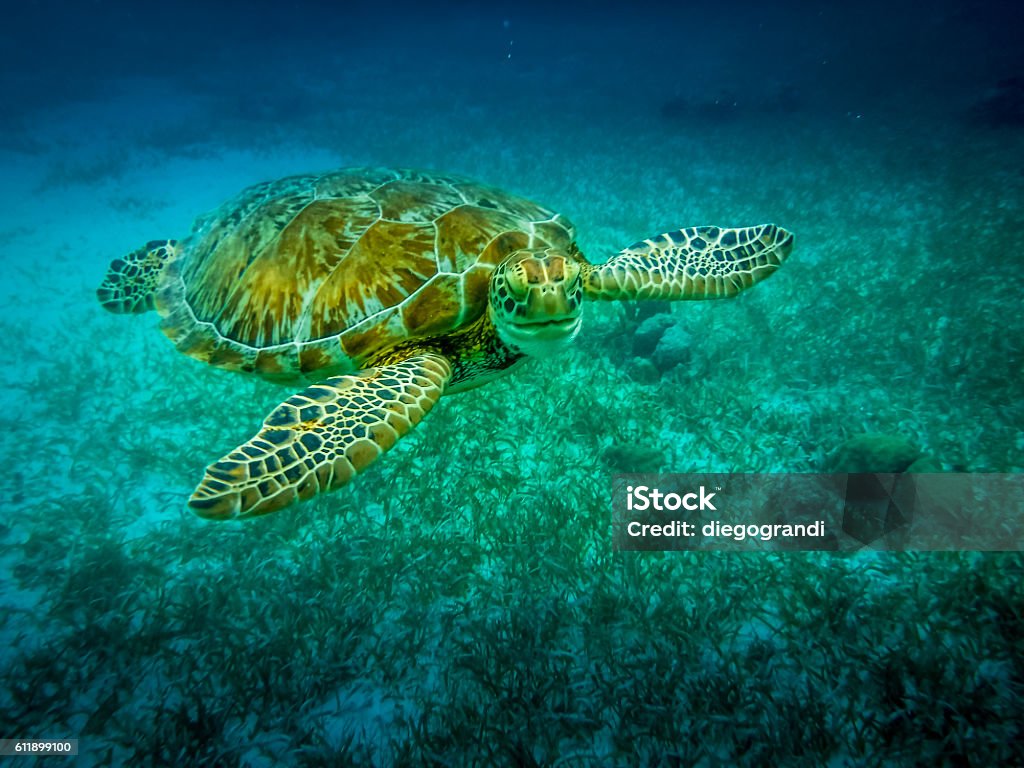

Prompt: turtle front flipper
xmin=189 ymin=353 xmax=453 ymax=520
xmin=96 ymin=239 xmax=179 ymax=314
xmin=584 ymin=224 xmax=793 ymax=301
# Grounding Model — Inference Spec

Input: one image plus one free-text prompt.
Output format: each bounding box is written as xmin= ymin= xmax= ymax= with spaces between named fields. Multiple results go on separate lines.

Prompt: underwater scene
xmin=1 ymin=0 xmax=1023 ymax=764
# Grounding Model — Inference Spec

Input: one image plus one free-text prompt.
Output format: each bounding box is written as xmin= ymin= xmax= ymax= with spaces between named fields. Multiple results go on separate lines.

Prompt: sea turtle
xmin=97 ymin=167 xmax=793 ymax=520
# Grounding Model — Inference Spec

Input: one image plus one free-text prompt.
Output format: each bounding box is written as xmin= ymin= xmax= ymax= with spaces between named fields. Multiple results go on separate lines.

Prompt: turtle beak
xmin=510 ymin=311 xmax=582 ymax=341
xmin=501 ymin=310 xmax=582 ymax=352
xmin=518 ymin=290 xmax=577 ymax=327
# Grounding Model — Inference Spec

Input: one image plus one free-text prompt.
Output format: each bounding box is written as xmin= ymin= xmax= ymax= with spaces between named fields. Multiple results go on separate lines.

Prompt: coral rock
xmin=828 ymin=433 xmax=922 ymax=473
xmin=633 ymin=312 xmax=676 ymax=358
xmin=652 ymin=325 xmax=693 ymax=373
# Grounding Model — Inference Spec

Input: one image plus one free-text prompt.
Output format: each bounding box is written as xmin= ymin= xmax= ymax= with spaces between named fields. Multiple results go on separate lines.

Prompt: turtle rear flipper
xmin=584 ymin=224 xmax=793 ymax=301
xmin=97 ymin=239 xmax=179 ymax=314
xmin=189 ymin=353 xmax=452 ymax=520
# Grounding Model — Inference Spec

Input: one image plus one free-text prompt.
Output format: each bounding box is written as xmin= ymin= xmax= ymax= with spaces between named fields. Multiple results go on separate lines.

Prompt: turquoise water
xmin=2 ymin=1 xmax=1023 ymax=764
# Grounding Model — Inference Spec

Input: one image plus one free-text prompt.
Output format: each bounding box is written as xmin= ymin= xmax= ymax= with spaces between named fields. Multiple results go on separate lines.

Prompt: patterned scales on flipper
xmin=155 ymin=168 xmax=575 ymax=380
xmin=583 ymin=224 xmax=793 ymax=301
xmin=97 ymin=240 xmax=179 ymax=314
xmin=189 ymin=354 xmax=452 ymax=519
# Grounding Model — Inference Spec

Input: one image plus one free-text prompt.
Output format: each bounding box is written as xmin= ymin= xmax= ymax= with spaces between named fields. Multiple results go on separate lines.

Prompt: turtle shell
xmin=156 ymin=168 xmax=576 ymax=379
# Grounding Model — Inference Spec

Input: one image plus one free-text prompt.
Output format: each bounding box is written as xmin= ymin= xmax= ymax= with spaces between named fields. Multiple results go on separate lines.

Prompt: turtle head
xmin=489 ymin=248 xmax=584 ymax=356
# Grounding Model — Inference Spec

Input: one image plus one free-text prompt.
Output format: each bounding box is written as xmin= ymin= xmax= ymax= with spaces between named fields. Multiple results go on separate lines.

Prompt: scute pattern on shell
xmin=157 ymin=168 xmax=575 ymax=380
